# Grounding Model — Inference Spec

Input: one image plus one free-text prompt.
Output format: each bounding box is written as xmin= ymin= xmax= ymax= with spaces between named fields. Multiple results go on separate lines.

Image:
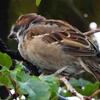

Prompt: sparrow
xmin=8 ymin=13 xmax=100 ymax=80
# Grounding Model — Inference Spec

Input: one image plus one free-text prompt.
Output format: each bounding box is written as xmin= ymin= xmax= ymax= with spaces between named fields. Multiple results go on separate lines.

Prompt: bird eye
xmin=31 ymin=20 xmax=37 ymax=24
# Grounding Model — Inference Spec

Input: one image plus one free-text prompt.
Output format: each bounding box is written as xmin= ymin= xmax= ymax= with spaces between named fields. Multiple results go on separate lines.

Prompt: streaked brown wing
xmin=81 ymin=57 xmax=100 ymax=80
xmin=25 ymin=19 xmax=97 ymax=56
xmin=41 ymin=29 xmax=97 ymax=56
xmin=43 ymin=31 xmax=96 ymax=56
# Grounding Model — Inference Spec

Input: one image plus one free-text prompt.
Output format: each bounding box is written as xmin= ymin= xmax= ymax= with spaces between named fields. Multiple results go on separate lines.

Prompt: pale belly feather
xmin=18 ymin=36 xmax=82 ymax=74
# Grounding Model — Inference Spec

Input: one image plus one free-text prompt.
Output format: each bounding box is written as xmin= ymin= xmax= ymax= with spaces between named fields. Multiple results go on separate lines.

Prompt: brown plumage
xmin=8 ymin=13 xmax=100 ymax=80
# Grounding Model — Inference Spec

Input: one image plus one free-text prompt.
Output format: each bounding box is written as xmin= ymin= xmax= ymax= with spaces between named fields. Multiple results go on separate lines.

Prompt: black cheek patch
xmin=13 ymin=25 xmax=21 ymax=32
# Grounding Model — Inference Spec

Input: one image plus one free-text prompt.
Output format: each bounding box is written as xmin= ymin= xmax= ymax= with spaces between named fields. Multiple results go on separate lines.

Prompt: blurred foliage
xmin=0 ymin=52 xmax=99 ymax=99
xmin=0 ymin=52 xmax=59 ymax=100
xmin=36 ymin=0 xmax=42 ymax=6
xmin=0 ymin=52 xmax=12 ymax=68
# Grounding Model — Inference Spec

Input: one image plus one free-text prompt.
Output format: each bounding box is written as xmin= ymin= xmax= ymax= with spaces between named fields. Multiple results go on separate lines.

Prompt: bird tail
xmin=78 ymin=57 xmax=100 ymax=81
xmin=87 ymin=60 xmax=100 ymax=81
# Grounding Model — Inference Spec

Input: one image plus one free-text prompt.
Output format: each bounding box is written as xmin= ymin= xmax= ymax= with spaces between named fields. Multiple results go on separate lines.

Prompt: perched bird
xmin=8 ymin=13 xmax=100 ymax=80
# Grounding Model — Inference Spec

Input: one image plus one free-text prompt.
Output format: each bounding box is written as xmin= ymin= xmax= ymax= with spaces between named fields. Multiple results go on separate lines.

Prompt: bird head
xmin=8 ymin=13 xmax=46 ymax=41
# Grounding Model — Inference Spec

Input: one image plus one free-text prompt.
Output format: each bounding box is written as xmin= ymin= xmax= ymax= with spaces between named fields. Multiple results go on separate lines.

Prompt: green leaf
xmin=36 ymin=0 xmax=42 ymax=6
xmin=0 ymin=75 xmax=11 ymax=87
xmin=0 ymin=52 xmax=12 ymax=68
xmin=16 ymin=69 xmax=31 ymax=82
xmin=39 ymin=75 xmax=59 ymax=98
xmin=69 ymin=78 xmax=100 ymax=96
xmin=78 ymin=78 xmax=91 ymax=86
xmin=70 ymin=78 xmax=91 ymax=87
xmin=18 ymin=77 xmax=51 ymax=100
xmin=11 ymin=67 xmax=51 ymax=100
xmin=81 ymin=82 xmax=100 ymax=96
xmin=69 ymin=78 xmax=81 ymax=87
xmin=10 ymin=64 xmax=31 ymax=82
xmin=0 ymin=67 xmax=12 ymax=88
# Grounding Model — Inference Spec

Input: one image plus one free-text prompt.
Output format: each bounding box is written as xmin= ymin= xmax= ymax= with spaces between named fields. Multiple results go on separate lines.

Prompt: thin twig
xmin=60 ymin=77 xmax=85 ymax=100
xmin=60 ymin=77 xmax=93 ymax=100
xmin=84 ymin=29 xmax=100 ymax=36
xmin=91 ymin=89 xmax=100 ymax=97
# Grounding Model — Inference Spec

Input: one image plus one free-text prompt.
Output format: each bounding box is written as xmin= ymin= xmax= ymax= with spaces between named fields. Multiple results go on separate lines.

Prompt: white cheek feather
xmin=17 ymin=29 xmax=24 ymax=43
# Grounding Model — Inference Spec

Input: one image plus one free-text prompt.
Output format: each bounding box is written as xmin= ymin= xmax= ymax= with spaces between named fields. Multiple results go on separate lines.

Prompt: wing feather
xmin=43 ymin=21 xmax=96 ymax=56
xmin=25 ymin=19 xmax=97 ymax=56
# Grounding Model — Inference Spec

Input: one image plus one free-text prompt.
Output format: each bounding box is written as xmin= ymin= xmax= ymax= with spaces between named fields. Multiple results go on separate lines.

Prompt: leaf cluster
xmin=0 ymin=52 xmax=100 ymax=100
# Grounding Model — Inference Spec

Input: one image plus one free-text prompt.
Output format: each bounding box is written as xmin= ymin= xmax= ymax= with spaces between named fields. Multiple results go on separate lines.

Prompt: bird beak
xmin=8 ymin=32 xmax=17 ymax=39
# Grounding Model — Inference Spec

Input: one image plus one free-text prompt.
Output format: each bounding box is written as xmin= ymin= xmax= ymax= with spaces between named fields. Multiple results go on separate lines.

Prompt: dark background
xmin=0 ymin=0 xmax=100 ymax=49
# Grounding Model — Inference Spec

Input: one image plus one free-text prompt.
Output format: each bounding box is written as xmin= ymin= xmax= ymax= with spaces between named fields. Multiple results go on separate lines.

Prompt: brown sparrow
xmin=8 ymin=13 xmax=100 ymax=80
